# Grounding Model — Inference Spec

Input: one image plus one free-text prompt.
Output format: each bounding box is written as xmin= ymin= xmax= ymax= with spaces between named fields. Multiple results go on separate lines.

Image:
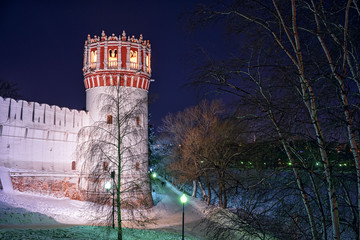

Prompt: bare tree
xmin=77 ymin=85 xmax=152 ymax=240
xmin=186 ymin=1 xmax=360 ymax=239
xmin=161 ymin=99 xmax=246 ymax=208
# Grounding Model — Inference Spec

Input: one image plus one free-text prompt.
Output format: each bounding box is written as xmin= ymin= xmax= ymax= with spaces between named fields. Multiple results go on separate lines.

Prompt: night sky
xmin=0 ymin=0 xmax=217 ymax=129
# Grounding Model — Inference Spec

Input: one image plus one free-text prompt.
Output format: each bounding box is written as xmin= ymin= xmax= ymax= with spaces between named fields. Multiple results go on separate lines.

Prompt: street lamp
xmin=105 ymin=171 xmax=115 ymax=228
xmin=180 ymin=193 xmax=188 ymax=240
xmin=104 ymin=181 xmax=112 ymax=190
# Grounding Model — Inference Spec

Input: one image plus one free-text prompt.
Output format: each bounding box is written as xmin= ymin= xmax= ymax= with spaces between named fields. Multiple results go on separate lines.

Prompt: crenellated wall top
xmin=0 ymin=96 xmax=87 ymax=114
xmin=85 ymin=30 xmax=151 ymax=48
xmin=0 ymin=96 xmax=89 ymax=130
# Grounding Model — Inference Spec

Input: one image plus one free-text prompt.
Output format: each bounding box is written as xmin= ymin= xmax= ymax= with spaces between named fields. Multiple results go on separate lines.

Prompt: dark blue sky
xmin=0 ymin=0 xmax=219 ymax=129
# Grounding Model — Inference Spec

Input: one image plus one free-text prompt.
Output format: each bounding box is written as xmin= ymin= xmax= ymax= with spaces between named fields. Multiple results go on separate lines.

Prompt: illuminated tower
xmin=82 ymin=30 xmax=152 ymax=207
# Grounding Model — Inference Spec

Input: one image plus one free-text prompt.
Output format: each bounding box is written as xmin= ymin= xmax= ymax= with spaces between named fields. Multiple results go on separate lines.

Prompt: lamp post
xmin=111 ymin=171 xmax=115 ymax=229
xmin=180 ymin=194 xmax=188 ymax=240
xmin=105 ymin=171 xmax=115 ymax=229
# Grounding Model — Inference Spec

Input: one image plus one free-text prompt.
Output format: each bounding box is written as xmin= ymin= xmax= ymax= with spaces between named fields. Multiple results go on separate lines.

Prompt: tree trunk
xmin=197 ymin=179 xmax=208 ymax=202
xmin=192 ymin=180 xmax=197 ymax=197
xmin=210 ymin=184 xmax=221 ymax=207
xmin=117 ymin=174 xmax=122 ymax=240
xmin=204 ymin=174 xmax=211 ymax=205
xmin=308 ymin=171 xmax=327 ymax=240
xmin=259 ymin=81 xmax=319 ymax=240
xmin=117 ymin=97 xmax=122 ymax=240
xmin=282 ymin=140 xmax=319 ymax=240
xmin=340 ymin=179 xmax=358 ymax=239
xmin=217 ymin=170 xmax=227 ymax=208
xmin=312 ymin=3 xmax=360 ymax=237
xmin=270 ymin=2 xmax=341 ymax=236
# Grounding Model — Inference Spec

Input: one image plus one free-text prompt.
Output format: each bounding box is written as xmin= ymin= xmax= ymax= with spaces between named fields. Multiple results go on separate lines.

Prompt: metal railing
xmin=88 ymin=61 xmax=150 ymax=73
xmin=130 ymin=62 xmax=138 ymax=70
xmin=108 ymin=61 xmax=118 ymax=69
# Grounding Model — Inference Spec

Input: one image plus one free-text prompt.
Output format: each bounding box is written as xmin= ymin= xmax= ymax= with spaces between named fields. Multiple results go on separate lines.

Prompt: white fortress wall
xmin=0 ymin=96 xmax=89 ymax=173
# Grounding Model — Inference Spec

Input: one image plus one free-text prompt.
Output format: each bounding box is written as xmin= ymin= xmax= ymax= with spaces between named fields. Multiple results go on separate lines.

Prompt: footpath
xmin=141 ymin=176 xmax=209 ymax=239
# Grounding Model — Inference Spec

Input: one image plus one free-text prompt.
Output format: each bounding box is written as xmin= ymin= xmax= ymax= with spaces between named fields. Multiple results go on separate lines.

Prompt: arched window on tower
xmin=90 ymin=50 xmax=97 ymax=69
xmin=130 ymin=50 xmax=138 ymax=69
xmin=72 ymin=161 xmax=76 ymax=170
xmin=136 ymin=116 xmax=140 ymax=127
xmin=107 ymin=115 xmax=113 ymax=124
xmin=108 ymin=49 xmax=118 ymax=69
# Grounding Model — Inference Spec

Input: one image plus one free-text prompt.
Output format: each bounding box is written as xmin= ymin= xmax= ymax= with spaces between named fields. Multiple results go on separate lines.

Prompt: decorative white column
xmin=87 ymin=45 xmax=90 ymax=70
xmin=96 ymin=42 xmax=100 ymax=70
xmin=142 ymin=46 xmax=145 ymax=72
xmin=138 ymin=44 xmax=142 ymax=71
xmin=126 ymin=43 xmax=130 ymax=70
xmin=118 ymin=41 xmax=122 ymax=70
xmin=84 ymin=45 xmax=89 ymax=72
xmin=104 ymin=41 xmax=108 ymax=70
xmin=88 ymin=45 xmax=92 ymax=70
xmin=117 ymin=74 xmax=121 ymax=86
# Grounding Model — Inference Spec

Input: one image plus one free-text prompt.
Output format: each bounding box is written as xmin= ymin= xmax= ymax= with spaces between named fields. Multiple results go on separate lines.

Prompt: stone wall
xmin=0 ymin=96 xmax=89 ymax=172
xmin=10 ymin=173 xmax=84 ymax=201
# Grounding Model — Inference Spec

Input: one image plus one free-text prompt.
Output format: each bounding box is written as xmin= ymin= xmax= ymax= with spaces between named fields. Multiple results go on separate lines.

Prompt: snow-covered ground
xmin=0 ymin=174 xmax=271 ymax=239
xmin=0 ymin=177 xmax=206 ymax=239
xmin=0 ymin=225 xmax=199 ymax=240
xmin=0 ymin=191 xmax=93 ymax=226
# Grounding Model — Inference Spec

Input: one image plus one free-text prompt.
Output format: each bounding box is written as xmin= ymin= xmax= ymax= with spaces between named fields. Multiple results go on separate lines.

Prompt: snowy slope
xmin=0 ymin=188 xmax=203 ymax=239
xmin=0 ymin=191 xmax=93 ymax=226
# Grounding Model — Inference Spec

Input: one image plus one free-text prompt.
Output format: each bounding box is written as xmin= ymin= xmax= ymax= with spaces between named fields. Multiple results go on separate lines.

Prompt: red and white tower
xmin=83 ymin=30 xmax=151 ymax=121
xmin=82 ymin=31 xmax=152 ymax=207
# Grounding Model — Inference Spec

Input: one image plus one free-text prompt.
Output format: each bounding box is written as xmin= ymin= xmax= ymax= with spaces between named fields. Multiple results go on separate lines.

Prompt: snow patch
xmin=0 ymin=167 xmax=13 ymax=193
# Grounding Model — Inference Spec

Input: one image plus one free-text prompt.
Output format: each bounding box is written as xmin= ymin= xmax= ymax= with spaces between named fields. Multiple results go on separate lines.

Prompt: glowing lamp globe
xmin=152 ymin=172 xmax=157 ymax=178
xmin=104 ymin=181 xmax=112 ymax=190
xmin=180 ymin=194 xmax=188 ymax=204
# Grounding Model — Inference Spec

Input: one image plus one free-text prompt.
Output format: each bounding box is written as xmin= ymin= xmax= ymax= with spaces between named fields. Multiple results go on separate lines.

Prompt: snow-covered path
xmin=141 ymin=179 xmax=208 ymax=239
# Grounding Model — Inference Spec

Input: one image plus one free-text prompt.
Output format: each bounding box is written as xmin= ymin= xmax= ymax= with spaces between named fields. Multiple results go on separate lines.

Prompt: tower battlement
xmin=85 ymin=30 xmax=151 ymax=47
